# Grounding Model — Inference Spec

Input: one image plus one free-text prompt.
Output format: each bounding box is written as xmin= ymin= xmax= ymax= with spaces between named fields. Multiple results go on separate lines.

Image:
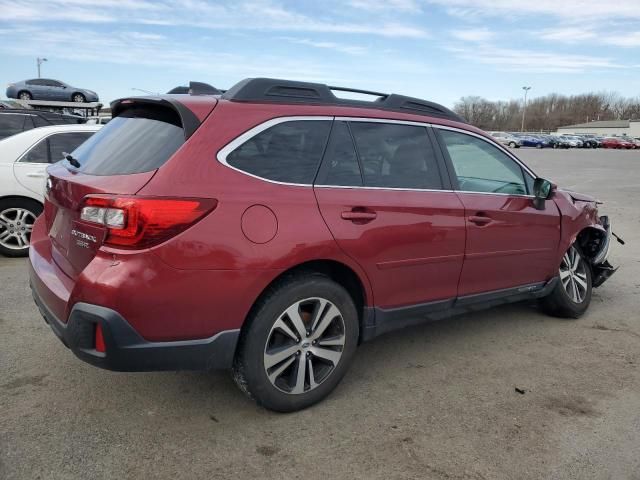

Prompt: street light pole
xmin=36 ymin=57 xmax=47 ymax=78
xmin=521 ymin=86 xmax=531 ymax=132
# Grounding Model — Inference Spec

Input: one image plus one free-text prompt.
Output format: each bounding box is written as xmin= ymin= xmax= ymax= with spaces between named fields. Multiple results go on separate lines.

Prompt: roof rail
xmin=221 ymin=78 xmax=466 ymax=123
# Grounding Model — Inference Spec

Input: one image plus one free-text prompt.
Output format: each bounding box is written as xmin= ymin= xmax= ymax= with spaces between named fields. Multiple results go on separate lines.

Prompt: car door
xmin=26 ymin=79 xmax=47 ymax=99
xmin=14 ymin=131 xmax=93 ymax=197
xmin=434 ymin=127 xmax=561 ymax=296
xmin=314 ymin=120 xmax=466 ymax=311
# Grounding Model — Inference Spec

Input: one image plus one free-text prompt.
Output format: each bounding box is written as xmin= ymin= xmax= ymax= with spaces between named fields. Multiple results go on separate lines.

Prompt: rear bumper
xmin=31 ymin=283 xmax=240 ymax=372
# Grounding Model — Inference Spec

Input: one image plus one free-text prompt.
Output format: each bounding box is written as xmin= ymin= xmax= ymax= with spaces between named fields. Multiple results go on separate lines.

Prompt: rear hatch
xmin=44 ymin=97 xmax=215 ymax=280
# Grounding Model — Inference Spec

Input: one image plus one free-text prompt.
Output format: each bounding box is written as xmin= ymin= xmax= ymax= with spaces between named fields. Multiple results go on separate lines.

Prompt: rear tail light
xmin=80 ymin=195 xmax=217 ymax=249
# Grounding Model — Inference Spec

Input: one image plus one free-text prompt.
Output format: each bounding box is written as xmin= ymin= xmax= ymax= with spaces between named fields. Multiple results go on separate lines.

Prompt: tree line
xmin=453 ymin=92 xmax=640 ymax=132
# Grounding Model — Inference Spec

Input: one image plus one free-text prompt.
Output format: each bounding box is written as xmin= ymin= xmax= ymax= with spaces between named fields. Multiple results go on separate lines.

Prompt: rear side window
xmin=48 ymin=132 xmax=93 ymax=162
xmin=317 ymin=121 xmax=362 ymax=186
xmin=0 ymin=114 xmax=30 ymax=140
xmin=22 ymin=138 xmax=49 ymax=163
xmin=349 ymin=122 xmax=443 ymax=189
xmin=70 ymin=106 xmax=185 ymax=175
xmin=225 ymin=120 xmax=331 ymax=184
xmin=20 ymin=132 xmax=93 ymax=163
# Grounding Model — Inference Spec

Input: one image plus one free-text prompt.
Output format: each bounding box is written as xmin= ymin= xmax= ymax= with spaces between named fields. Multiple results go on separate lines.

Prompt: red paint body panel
xmin=29 ymin=94 xmax=608 ymax=348
xmin=314 ymin=187 xmax=466 ymax=308
xmin=455 ymin=193 xmax=561 ymax=295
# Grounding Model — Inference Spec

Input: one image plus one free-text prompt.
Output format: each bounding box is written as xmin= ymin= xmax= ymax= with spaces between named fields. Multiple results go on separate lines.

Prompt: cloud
xmin=445 ymin=44 xmax=624 ymax=73
xmin=0 ymin=0 xmax=429 ymax=38
xmin=348 ymin=0 xmax=421 ymax=13
xmin=450 ymin=28 xmax=494 ymax=42
xmin=281 ymin=37 xmax=367 ymax=55
xmin=427 ymin=0 xmax=640 ymax=20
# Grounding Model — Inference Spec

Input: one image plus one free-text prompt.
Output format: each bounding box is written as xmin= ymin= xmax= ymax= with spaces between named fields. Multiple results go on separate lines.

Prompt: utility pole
xmin=36 ymin=57 xmax=47 ymax=78
xmin=521 ymin=86 xmax=531 ymax=132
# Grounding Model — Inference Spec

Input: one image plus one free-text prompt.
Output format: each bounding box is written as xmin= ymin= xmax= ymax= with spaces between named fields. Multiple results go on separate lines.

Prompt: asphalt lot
xmin=1 ymin=148 xmax=639 ymax=480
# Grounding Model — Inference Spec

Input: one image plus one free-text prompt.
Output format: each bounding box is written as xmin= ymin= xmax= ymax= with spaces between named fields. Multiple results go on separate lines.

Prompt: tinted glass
xmin=227 ymin=120 xmax=331 ymax=184
xmin=48 ymin=132 xmax=93 ymax=163
xmin=349 ymin=122 xmax=442 ymax=189
xmin=70 ymin=107 xmax=184 ymax=175
xmin=439 ymin=130 xmax=527 ymax=195
xmin=0 ymin=114 xmax=29 ymax=140
xmin=33 ymin=115 xmax=50 ymax=127
xmin=319 ymin=122 xmax=362 ymax=186
xmin=26 ymin=79 xmax=45 ymax=86
xmin=22 ymin=138 xmax=49 ymax=163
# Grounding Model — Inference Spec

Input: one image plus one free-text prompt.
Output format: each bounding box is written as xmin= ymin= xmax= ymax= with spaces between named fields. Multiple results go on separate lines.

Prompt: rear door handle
xmin=468 ymin=215 xmax=492 ymax=226
xmin=341 ymin=210 xmax=377 ymax=221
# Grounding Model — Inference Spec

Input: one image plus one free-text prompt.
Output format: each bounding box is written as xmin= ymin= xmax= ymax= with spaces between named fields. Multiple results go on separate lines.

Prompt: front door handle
xmin=468 ymin=214 xmax=492 ymax=226
xmin=341 ymin=210 xmax=377 ymax=222
xmin=26 ymin=173 xmax=45 ymax=178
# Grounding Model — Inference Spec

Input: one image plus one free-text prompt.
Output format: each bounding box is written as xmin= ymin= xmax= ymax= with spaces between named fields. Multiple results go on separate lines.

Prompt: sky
xmin=1 ymin=0 xmax=639 ymax=108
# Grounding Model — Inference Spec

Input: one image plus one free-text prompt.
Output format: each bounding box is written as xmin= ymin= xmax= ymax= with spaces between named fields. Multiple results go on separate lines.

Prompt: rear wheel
xmin=0 ymin=198 xmax=42 ymax=257
xmin=508 ymin=141 xmax=516 ymax=148
xmin=18 ymin=91 xmax=32 ymax=100
xmin=233 ymin=273 xmax=359 ymax=412
xmin=541 ymin=245 xmax=592 ymax=318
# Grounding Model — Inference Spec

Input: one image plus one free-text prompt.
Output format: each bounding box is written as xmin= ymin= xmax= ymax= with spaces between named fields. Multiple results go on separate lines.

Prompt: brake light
xmin=80 ymin=195 xmax=217 ymax=248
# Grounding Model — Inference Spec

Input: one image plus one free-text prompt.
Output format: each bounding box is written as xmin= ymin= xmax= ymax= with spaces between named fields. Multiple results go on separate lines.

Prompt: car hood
xmin=559 ymin=189 xmax=601 ymax=204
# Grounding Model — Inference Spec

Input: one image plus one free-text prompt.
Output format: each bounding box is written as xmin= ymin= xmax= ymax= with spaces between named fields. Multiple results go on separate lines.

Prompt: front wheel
xmin=72 ymin=93 xmax=86 ymax=103
xmin=233 ymin=273 xmax=359 ymax=412
xmin=541 ymin=245 xmax=592 ymax=318
xmin=508 ymin=142 xmax=516 ymax=148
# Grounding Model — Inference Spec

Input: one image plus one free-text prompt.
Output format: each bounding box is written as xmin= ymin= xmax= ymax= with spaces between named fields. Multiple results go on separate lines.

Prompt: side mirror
xmin=532 ymin=178 xmax=555 ymax=210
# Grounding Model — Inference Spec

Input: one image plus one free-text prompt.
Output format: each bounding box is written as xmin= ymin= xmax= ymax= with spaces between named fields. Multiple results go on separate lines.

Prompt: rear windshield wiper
xmin=62 ymin=152 xmax=81 ymax=168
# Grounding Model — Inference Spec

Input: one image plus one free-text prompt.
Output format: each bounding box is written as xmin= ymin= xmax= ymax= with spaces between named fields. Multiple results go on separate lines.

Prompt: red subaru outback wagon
xmin=30 ymin=78 xmax=616 ymax=412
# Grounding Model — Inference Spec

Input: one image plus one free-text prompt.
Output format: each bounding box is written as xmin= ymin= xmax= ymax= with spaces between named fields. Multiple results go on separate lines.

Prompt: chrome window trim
xmin=216 ymin=116 xmax=333 ymax=188
xmin=314 ymin=184 xmax=454 ymax=193
xmin=216 ymin=115 xmax=539 ymax=196
xmin=334 ymin=116 xmax=432 ymax=128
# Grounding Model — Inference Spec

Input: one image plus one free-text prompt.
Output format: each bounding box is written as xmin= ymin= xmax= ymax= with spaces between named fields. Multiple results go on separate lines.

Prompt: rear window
xmin=69 ymin=106 xmax=185 ymax=175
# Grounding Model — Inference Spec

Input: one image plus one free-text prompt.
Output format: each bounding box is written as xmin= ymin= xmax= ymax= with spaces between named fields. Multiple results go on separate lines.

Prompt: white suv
xmin=0 ymin=124 xmax=101 ymax=256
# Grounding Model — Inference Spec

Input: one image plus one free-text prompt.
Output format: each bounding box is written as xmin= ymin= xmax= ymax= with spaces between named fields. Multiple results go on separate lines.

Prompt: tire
xmin=0 ymin=198 xmax=42 ymax=257
xmin=18 ymin=91 xmax=32 ymax=100
xmin=508 ymin=142 xmax=516 ymax=148
xmin=233 ymin=273 xmax=359 ymax=412
xmin=541 ymin=245 xmax=592 ymax=319
xmin=536 ymin=143 xmax=542 ymax=149
xmin=72 ymin=93 xmax=86 ymax=103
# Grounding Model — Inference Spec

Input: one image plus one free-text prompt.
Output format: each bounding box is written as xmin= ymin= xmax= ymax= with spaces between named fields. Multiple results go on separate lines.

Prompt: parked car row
xmin=489 ymin=131 xmax=640 ymax=149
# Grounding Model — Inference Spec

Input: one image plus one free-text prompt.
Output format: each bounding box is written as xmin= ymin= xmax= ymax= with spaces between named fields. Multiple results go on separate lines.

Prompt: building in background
xmin=556 ymin=120 xmax=640 ymax=137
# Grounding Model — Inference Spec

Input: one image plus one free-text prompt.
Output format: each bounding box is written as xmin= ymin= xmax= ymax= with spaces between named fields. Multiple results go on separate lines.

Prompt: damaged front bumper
xmin=590 ymin=216 xmax=619 ymax=288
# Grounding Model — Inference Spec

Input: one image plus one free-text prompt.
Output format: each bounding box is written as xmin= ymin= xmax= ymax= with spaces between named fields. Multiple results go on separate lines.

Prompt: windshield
xmin=69 ymin=106 xmax=184 ymax=175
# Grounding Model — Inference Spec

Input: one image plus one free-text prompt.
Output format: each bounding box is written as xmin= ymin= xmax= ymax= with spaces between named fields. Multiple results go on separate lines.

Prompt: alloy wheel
xmin=559 ymin=246 xmax=588 ymax=303
xmin=0 ymin=208 xmax=36 ymax=251
xmin=73 ymin=94 xmax=85 ymax=103
xmin=263 ymin=297 xmax=346 ymax=395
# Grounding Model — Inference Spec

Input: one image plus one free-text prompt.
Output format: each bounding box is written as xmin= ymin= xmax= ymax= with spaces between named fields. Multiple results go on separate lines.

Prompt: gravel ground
xmin=1 ymin=148 xmax=639 ymax=480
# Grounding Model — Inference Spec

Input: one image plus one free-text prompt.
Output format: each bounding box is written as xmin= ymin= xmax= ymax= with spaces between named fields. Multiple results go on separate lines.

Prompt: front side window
xmin=438 ymin=129 xmax=528 ymax=195
xmin=349 ymin=122 xmax=443 ymax=189
xmin=226 ymin=120 xmax=331 ymax=184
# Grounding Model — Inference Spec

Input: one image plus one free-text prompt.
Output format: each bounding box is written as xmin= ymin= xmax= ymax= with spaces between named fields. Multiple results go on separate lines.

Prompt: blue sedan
xmin=513 ymin=135 xmax=548 ymax=148
xmin=6 ymin=79 xmax=99 ymax=103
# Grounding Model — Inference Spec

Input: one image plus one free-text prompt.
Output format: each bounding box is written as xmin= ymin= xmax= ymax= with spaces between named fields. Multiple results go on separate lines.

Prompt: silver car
xmin=489 ymin=131 xmax=521 ymax=148
xmin=6 ymin=79 xmax=99 ymax=103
